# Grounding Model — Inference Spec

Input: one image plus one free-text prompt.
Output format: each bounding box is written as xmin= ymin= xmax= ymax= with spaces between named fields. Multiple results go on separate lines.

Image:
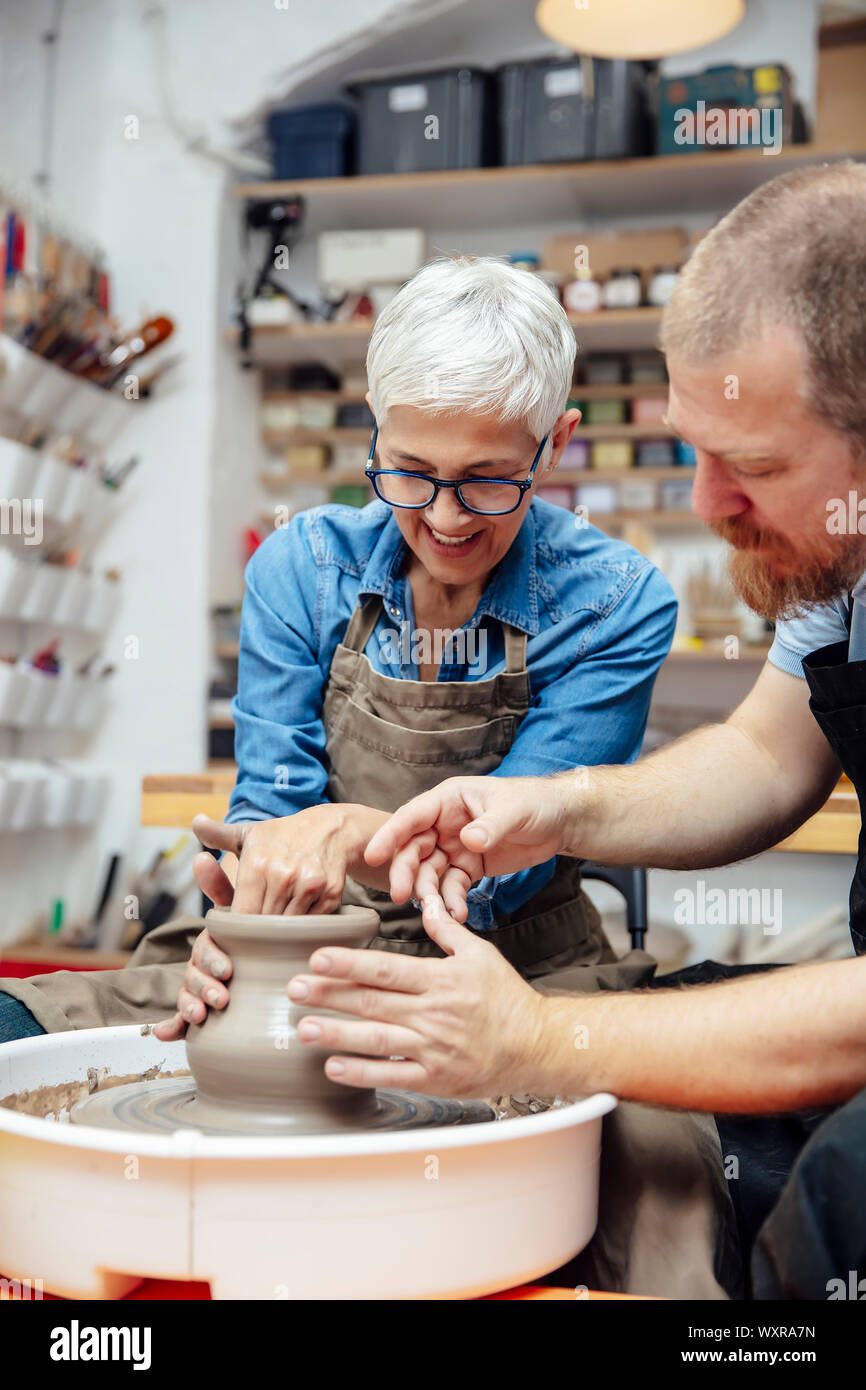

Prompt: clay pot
xmin=185 ymin=905 xmax=381 ymax=1134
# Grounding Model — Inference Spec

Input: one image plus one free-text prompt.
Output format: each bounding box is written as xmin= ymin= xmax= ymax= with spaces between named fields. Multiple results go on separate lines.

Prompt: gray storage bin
xmin=499 ymin=58 xmax=594 ymax=165
xmin=349 ymin=67 xmax=496 ymax=175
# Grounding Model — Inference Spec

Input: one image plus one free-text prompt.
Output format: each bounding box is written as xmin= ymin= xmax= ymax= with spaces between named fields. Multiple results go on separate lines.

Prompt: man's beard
xmin=712 ymin=516 xmax=866 ymax=621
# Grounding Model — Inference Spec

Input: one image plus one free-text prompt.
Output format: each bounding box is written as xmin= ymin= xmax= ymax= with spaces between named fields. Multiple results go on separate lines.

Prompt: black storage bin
xmin=593 ymin=60 xmax=653 ymax=159
xmin=498 ymin=57 xmax=595 ymax=165
xmin=350 ymin=68 xmax=496 ymax=175
xmin=266 ymin=103 xmax=355 ymax=179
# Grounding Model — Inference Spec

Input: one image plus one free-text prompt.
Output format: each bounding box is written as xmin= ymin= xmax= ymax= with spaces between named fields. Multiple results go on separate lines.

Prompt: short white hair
xmin=366 ymin=255 xmax=575 ymax=448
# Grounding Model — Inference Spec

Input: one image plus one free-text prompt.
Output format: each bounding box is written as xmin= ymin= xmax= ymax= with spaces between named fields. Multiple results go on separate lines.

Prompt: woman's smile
xmin=421 ymin=518 xmax=485 ymax=559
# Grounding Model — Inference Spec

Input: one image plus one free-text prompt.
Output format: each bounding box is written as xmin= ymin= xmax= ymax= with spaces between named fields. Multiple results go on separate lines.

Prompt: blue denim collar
xmin=358 ymin=502 xmax=540 ymax=635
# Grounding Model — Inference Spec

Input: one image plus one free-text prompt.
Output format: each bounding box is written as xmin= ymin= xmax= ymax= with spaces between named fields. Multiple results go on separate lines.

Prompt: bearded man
xmin=285 ymin=162 xmax=866 ymax=1300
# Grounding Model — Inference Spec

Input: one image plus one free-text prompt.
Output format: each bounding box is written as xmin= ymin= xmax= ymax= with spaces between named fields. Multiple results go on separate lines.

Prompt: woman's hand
xmin=152 ymin=926 xmax=233 ymax=1040
xmin=286 ymin=897 xmax=554 ymax=1098
xmin=364 ymin=775 xmax=572 ymax=920
xmin=192 ymin=805 xmax=367 ymax=916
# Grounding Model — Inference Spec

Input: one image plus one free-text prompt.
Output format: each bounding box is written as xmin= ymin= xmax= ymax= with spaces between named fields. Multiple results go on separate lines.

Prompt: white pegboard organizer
xmin=0 ymin=335 xmax=133 ymax=454
xmin=0 ymin=760 xmax=109 ymax=831
xmin=0 ymin=548 xmax=119 ymax=632
xmin=0 ymin=662 xmax=110 ymax=733
xmin=0 ymin=437 xmax=115 ymax=541
xmin=0 ymin=338 xmax=130 ymax=843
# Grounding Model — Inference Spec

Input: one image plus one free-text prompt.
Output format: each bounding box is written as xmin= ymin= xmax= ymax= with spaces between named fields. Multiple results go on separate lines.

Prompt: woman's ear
xmin=547 ymin=407 xmax=581 ymax=471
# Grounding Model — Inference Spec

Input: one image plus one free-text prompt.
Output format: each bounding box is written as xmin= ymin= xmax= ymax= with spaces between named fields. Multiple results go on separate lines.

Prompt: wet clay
xmin=68 ymin=906 xmax=495 ymax=1136
xmin=184 ymin=905 xmax=383 ymax=1133
xmin=0 ymin=1065 xmax=190 ymax=1120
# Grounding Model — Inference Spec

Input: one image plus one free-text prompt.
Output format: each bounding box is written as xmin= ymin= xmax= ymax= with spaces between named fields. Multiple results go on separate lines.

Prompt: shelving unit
xmin=261 ymin=420 xmax=672 ymax=450
xmin=230 ymin=141 xmax=865 ymax=688
xmin=231 ymin=308 xmax=664 ymax=364
xmin=234 ymin=142 xmax=865 ymax=232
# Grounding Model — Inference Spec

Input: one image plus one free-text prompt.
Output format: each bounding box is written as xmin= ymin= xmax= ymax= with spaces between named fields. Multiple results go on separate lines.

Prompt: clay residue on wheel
xmin=0 ymin=1063 xmax=191 ymax=1119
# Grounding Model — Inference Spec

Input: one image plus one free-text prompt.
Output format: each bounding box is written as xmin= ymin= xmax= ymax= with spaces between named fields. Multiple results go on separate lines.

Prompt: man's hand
xmin=286 ymin=897 xmax=553 ymax=1098
xmin=364 ymin=775 xmax=572 ymax=919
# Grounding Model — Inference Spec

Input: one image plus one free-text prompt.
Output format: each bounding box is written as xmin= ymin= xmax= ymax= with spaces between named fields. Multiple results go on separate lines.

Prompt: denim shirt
xmin=228 ymin=497 xmax=677 ymax=929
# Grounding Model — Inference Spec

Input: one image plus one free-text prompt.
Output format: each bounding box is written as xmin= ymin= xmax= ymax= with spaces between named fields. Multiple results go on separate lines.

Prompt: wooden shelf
xmin=140 ymin=770 xmax=859 ymax=854
xmin=141 ymin=771 xmax=237 ymax=827
xmin=262 ymin=382 xmax=668 ymax=404
xmin=774 ymin=781 xmax=859 ymax=855
xmin=228 ymin=308 xmax=664 ymax=363
xmin=665 ymin=642 xmax=771 ymax=663
xmin=260 ymin=464 xmax=694 ymax=492
xmin=263 ymin=426 xmax=370 ymax=447
xmin=579 ymin=466 xmax=693 ymax=482
xmin=233 ymin=144 xmax=863 ymax=233
xmin=262 ymin=421 xmax=672 ymax=450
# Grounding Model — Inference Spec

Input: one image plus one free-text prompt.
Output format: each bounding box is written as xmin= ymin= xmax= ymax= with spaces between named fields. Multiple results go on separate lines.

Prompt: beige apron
xmin=0 ymin=593 xmax=737 ymax=1298
xmin=324 ymin=595 xmax=627 ymax=977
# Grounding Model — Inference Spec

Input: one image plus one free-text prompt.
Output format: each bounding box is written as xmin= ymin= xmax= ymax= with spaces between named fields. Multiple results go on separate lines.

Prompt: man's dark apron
xmin=802 ymin=604 xmax=866 ymax=956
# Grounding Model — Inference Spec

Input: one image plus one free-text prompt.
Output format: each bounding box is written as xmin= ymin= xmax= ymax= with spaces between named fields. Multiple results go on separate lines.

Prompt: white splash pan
xmin=0 ymin=1026 xmax=616 ymax=1300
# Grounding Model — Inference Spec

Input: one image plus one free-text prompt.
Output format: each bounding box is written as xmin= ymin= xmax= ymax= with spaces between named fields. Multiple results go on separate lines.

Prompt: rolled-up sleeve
xmin=768 ymin=600 xmax=848 ymax=679
xmin=227 ymin=522 xmax=330 ymax=823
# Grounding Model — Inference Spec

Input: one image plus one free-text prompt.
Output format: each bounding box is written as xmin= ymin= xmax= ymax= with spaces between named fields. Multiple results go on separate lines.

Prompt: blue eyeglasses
xmin=365 ymin=425 xmax=549 ymax=517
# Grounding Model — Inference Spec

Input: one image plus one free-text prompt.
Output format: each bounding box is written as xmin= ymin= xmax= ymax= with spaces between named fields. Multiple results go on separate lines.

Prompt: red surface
xmin=0 ymin=959 xmax=113 ymax=978
xmin=3 ymin=1276 xmax=598 ymax=1301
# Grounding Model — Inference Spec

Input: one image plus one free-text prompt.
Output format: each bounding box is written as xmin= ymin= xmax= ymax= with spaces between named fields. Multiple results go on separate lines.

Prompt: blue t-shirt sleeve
xmin=768 ymin=597 xmax=849 ymax=679
xmin=227 ymin=519 xmax=330 ymax=823
xmin=466 ymin=562 xmax=677 ymax=929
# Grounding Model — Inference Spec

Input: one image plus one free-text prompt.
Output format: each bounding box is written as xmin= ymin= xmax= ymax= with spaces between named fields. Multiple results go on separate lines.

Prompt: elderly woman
xmin=0 ymin=255 xmax=675 ymax=1042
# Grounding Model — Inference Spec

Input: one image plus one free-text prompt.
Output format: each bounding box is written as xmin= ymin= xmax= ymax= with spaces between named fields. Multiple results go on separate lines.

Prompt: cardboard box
xmin=544 ymin=226 xmax=687 ymax=288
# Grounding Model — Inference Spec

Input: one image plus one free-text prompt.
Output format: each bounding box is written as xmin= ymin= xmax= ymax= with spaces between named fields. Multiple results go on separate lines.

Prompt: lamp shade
xmin=535 ymin=0 xmax=746 ymax=60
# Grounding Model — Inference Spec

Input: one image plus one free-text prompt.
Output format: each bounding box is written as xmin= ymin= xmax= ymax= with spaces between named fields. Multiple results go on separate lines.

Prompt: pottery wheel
xmin=70 ymin=1076 xmax=495 ymax=1136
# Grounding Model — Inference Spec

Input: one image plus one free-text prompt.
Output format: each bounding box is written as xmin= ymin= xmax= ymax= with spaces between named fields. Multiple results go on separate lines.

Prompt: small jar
xmin=602 ymin=268 xmax=642 ymax=310
xmin=648 ymin=263 xmax=680 ymax=307
xmin=564 ymin=267 xmax=602 ymax=313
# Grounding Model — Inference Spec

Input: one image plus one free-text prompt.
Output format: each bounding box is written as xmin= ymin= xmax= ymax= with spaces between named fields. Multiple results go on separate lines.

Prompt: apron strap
xmin=503 ymin=623 xmax=528 ymax=674
xmin=341 ymin=595 xmax=384 ymax=655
